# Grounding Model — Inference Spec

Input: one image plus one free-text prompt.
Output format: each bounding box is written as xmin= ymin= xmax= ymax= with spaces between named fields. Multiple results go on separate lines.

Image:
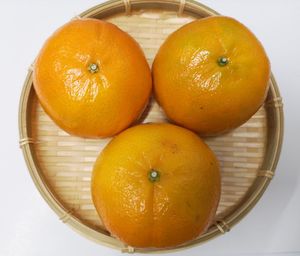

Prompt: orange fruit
xmin=91 ymin=123 xmax=220 ymax=248
xmin=153 ymin=16 xmax=270 ymax=135
xmin=33 ymin=18 xmax=151 ymax=138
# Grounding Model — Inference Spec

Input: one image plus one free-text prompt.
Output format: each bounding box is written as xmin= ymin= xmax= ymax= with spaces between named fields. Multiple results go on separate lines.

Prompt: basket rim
xmin=18 ymin=0 xmax=284 ymax=253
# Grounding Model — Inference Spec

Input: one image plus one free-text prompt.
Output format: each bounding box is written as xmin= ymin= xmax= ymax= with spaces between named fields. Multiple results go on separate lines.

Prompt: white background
xmin=0 ymin=1 xmax=299 ymax=255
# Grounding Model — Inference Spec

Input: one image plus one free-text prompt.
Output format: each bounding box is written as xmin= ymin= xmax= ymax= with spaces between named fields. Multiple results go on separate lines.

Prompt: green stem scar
xmin=217 ymin=56 xmax=229 ymax=67
xmin=88 ymin=63 xmax=99 ymax=73
xmin=148 ymin=169 xmax=160 ymax=182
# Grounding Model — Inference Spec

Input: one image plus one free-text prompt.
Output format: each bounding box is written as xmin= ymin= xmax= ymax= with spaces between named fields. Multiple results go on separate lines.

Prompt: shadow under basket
xmin=19 ymin=0 xmax=284 ymax=253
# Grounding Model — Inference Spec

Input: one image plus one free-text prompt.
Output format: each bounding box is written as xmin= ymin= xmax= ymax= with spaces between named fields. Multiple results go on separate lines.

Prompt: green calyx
xmin=148 ymin=169 xmax=160 ymax=182
xmin=88 ymin=63 xmax=99 ymax=73
xmin=217 ymin=56 xmax=229 ymax=67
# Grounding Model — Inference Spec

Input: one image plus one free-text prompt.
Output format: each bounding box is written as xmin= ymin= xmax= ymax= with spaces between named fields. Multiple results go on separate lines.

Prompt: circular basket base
xmin=19 ymin=0 xmax=283 ymax=253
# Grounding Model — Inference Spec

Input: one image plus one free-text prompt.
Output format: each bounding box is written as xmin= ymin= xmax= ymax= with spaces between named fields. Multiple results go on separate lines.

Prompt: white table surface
xmin=0 ymin=1 xmax=299 ymax=255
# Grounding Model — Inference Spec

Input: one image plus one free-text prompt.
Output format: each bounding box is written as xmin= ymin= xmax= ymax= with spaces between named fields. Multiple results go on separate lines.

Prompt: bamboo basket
xmin=19 ymin=0 xmax=284 ymax=253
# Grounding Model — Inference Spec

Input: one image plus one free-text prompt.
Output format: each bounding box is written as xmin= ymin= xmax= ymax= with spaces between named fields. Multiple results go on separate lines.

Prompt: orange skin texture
xmin=91 ymin=123 xmax=221 ymax=248
xmin=153 ymin=16 xmax=270 ymax=135
xmin=33 ymin=19 xmax=152 ymax=138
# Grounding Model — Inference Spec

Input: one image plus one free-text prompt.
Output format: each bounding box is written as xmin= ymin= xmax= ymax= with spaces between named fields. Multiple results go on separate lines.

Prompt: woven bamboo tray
xmin=19 ymin=0 xmax=284 ymax=253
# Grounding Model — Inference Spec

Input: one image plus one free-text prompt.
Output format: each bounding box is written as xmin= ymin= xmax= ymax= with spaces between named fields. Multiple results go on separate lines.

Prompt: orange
xmin=33 ymin=18 xmax=151 ymax=138
xmin=91 ymin=123 xmax=220 ymax=248
xmin=153 ymin=16 xmax=270 ymax=135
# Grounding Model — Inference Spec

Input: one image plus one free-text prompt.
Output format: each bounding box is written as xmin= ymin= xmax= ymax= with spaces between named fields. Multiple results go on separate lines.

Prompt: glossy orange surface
xmin=153 ymin=16 xmax=270 ymax=135
xmin=33 ymin=19 xmax=152 ymax=138
xmin=91 ymin=123 xmax=221 ymax=248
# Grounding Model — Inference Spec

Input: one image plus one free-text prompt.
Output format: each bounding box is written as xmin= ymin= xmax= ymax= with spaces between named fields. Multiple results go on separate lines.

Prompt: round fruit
xmin=33 ymin=18 xmax=151 ymax=138
xmin=153 ymin=16 xmax=270 ymax=135
xmin=91 ymin=123 xmax=220 ymax=248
